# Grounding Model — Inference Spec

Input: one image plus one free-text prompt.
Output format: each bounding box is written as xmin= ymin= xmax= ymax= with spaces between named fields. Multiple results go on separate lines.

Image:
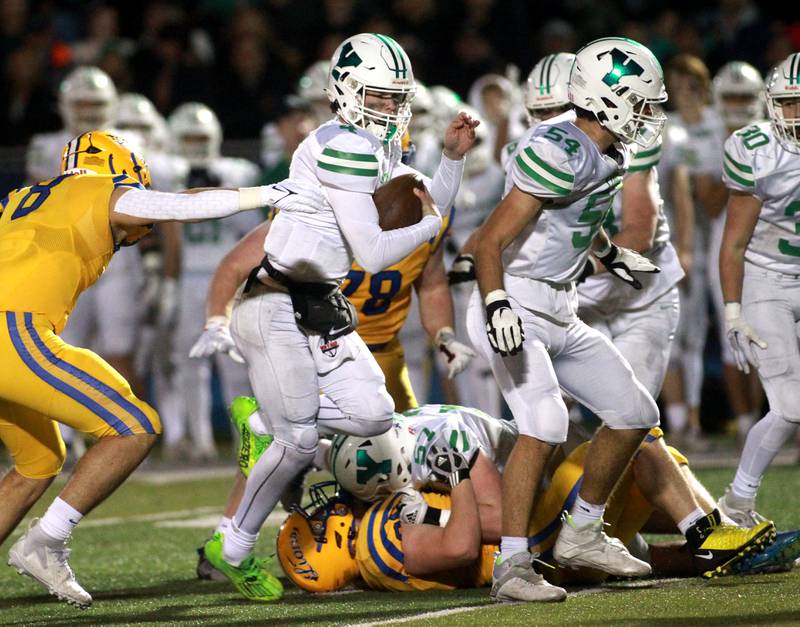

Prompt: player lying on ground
xmin=0 ymin=131 xmax=319 ymax=608
xmin=275 ymin=406 xmax=794 ymax=594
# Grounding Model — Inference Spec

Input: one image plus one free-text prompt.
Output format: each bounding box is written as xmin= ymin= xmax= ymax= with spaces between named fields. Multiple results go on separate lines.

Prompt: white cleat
xmin=7 ymin=520 xmax=92 ymax=609
xmin=718 ymin=486 xmax=768 ymax=529
xmin=553 ymin=512 xmax=651 ymax=578
xmin=490 ymin=551 xmax=566 ymax=603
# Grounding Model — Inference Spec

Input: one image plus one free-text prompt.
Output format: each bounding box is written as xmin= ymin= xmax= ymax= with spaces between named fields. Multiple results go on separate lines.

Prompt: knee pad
xmin=275 ymin=420 xmax=319 ymax=456
xmin=603 ymin=385 xmax=660 ymax=430
xmin=764 ymin=379 xmax=800 ymax=424
xmin=516 ymin=393 xmax=569 ymax=444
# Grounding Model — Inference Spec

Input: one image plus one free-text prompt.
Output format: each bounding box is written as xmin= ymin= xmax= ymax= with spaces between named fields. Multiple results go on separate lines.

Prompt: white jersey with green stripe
xmin=723 ymin=122 xmax=800 ymax=274
xmin=399 ymin=404 xmax=518 ymax=487
xmin=264 ymin=119 xmax=401 ymax=282
xmin=578 ymin=136 xmax=684 ymax=311
xmin=502 ymin=111 xmax=630 ymax=283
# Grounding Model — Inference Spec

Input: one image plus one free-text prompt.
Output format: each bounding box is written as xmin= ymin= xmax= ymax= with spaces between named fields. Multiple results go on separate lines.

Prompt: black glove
xmin=596 ymin=244 xmax=660 ymax=290
xmin=426 ymin=442 xmax=479 ymax=489
xmin=448 ymin=254 xmax=476 ymax=285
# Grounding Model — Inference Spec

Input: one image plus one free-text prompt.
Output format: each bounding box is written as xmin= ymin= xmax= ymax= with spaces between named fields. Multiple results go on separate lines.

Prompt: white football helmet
xmin=766 ymin=53 xmax=800 ymax=153
xmin=167 ymin=102 xmax=222 ymax=167
xmin=713 ymin=61 xmax=764 ymax=130
xmin=116 ymin=93 xmax=167 ymax=151
xmin=325 ymin=33 xmax=416 ymax=143
xmin=525 ymin=53 xmax=576 ymax=124
xmin=329 ymin=418 xmax=415 ymax=502
xmin=569 ymin=37 xmax=667 ymax=147
xmin=59 ymin=66 xmax=118 ymax=135
xmin=297 ymin=59 xmax=333 ymax=125
xmin=429 ymin=85 xmax=463 ymax=139
xmin=409 ymin=81 xmax=435 ymax=137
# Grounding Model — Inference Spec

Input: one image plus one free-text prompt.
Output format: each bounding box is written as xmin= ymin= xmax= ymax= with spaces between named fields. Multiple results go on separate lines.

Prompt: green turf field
xmin=2 ymin=465 xmax=800 ymax=626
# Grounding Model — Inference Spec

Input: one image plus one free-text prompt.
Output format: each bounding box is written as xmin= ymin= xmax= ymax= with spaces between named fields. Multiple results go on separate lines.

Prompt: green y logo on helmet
xmin=356 ymin=449 xmax=391 ymax=485
xmin=600 ymin=48 xmax=645 ymax=87
xmin=331 ymin=42 xmax=363 ymax=81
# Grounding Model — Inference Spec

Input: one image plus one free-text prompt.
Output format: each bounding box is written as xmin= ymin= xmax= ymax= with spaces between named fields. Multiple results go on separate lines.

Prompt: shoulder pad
xmin=512 ymin=132 xmax=576 ymax=198
xmin=316 ymin=125 xmax=380 ymax=193
xmin=723 ymin=128 xmax=759 ymax=191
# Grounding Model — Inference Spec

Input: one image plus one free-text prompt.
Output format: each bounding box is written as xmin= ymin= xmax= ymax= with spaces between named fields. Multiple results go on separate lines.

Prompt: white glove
xmin=434 ymin=326 xmax=476 ymax=378
xmin=484 ymin=289 xmax=524 ymax=356
xmin=189 ymin=316 xmax=244 ymax=363
xmin=725 ymin=303 xmax=767 ymax=374
xmin=596 ymin=243 xmax=660 ymax=290
xmin=397 ymin=487 xmax=451 ymax=527
xmin=263 ymin=179 xmax=326 ymax=214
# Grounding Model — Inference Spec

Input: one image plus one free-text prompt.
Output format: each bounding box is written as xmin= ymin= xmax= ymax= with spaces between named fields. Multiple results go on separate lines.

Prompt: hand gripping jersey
xmin=342 ymin=213 xmax=451 ymax=347
xmin=181 ymin=157 xmax=261 ymax=274
xmin=355 ymin=489 xmax=496 ymax=591
xmin=722 ymin=122 xmax=800 ymax=274
xmin=0 ymin=171 xmax=147 ymax=333
xmin=503 ymin=111 xmax=630 ymax=285
xmin=398 ymin=404 xmax=518 ymax=487
xmin=265 ymin=120 xmax=406 ymax=283
xmin=578 ymin=137 xmax=685 ymax=312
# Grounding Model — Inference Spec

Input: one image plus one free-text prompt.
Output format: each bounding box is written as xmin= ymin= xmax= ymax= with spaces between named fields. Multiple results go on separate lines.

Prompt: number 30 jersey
xmin=503 ymin=110 xmax=630 ymax=284
xmin=723 ymin=122 xmax=800 ymax=274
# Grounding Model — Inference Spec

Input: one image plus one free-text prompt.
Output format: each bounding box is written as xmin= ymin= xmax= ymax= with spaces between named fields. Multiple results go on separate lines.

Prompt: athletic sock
xmin=222 ymin=521 xmax=258 ymax=566
xmin=499 ymin=536 xmax=529 ymax=563
xmin=685 ymin=509 xmax=722 ymax=550
xmin=732 ymin=411 xmax=798 ymax=499
xmin=677 ymin=508 xmax=706 ymax=536
xmin=570 ymin=495 xmax=605 ymax=528
xmin=37 ymin=497 xmax=83 ymax=544
xmin=215 ymin=516 xmax=232 ymax=535
xmin=665 ymin=403 xmax=689 ymax=435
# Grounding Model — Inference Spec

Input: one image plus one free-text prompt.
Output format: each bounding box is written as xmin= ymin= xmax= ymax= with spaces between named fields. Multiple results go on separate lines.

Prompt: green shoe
xmin=229 ymin=396 xmax=273 ymax=477
xmin=203 ymin=533 xmax=283 ymax=602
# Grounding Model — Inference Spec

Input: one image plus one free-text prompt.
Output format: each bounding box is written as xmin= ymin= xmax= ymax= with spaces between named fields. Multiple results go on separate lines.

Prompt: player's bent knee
xmin=769 ymin=382 xmax=800 ymax=423
xmin=277 ymin=421 xmax=320 ymax=456
xmin=604 ymin=387 xmax=660 ymax=430
xmin=345 ymin=413 xmax=394 ymax=438
xmin=517 ymin=395 xmax=569 ymax=444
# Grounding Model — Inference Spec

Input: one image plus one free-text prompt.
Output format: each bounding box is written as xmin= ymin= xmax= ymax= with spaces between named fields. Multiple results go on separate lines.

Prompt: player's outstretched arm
xmin=108 ymin=179 xmax=324 ymax=227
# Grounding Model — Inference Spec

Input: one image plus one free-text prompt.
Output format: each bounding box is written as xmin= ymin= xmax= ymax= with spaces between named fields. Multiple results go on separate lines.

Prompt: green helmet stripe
xmin=373 ymin=33 xmax=408 ymax=79
xmin=544 ymin=54 xmax=556 ymax=94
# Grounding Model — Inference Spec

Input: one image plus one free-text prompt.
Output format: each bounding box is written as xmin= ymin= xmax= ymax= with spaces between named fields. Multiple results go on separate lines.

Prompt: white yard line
xmin=347 ymin=578 xmax=680 ymax=627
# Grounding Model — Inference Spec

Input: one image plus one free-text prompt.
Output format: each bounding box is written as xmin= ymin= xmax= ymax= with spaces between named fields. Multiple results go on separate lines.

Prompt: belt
xmin=244 ymin=255 xmax=337 ymax=297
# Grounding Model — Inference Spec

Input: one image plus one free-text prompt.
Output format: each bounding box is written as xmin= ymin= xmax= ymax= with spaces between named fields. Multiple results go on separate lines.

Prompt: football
xmin=373 ymin=173 xmax=425 ymax=230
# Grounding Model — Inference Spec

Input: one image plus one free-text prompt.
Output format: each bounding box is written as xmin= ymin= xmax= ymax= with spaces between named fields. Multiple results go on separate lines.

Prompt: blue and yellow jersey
xmin=0 ymin=171 xmax=146 ymax=333
xmin=342 ymin=209 xmax=451 ymax=348
xmin=355 ymin=490 xmax=495 ymax=591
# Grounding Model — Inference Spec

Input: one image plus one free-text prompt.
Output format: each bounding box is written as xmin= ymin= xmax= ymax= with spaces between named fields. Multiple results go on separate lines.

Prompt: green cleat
xmin=229 ymin=396 xmax=272 ymax=477
xmin=203 ymin=533 xmax=283 ymax=602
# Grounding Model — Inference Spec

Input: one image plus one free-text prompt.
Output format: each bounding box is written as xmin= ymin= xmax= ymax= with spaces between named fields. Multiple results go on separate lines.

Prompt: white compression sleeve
xmin=430 ymin=153 xmax=464 ymax=213
xmin=113 ymin=188 xmax=248 ymax=221
xmin=327 ymin=187 xmax=441 ymax=274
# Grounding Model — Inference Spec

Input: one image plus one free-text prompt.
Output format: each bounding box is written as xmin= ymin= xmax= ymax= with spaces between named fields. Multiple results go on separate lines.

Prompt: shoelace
xmin=530 ymin=552 xmax=555 ymax=572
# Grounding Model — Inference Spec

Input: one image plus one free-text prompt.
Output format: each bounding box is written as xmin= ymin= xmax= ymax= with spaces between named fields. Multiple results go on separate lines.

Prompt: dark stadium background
xmin=0 ymin=0 xmax=795 ymax=439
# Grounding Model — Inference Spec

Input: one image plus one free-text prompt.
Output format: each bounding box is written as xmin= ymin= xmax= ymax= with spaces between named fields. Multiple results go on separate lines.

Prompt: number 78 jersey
xmin=722 ymin=122 xmax=800 ymax=274
xmin=503 ymin=111 xmax=630 ymax=283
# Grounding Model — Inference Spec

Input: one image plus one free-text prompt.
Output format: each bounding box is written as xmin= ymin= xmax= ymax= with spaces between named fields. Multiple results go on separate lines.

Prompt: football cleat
xmin=685 ymin=509 xmax=776 ymax=578
xmin=731 ymin=529 xmax=800 ymax=576
xmin=553 ymin=512 xmax=652 ymax=577
xmin=202 ymin=533 xmax=283 ymax=602
xmin=196 ymin=534 xmax=228 ymax=582
xmin=490 ymin=551 xmax=566 ymax=603
xmin=7 ymin=520 xmax=92 ymax=609
xmin=230 ymin=396 xmax=272 ymax=477
xmin=717 ymin=486 xmax=769 ymax=529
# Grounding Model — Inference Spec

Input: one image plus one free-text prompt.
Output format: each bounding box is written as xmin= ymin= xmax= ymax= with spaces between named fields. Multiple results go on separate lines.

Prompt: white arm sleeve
xmin=429 ymin=153 xmax=464 ymax=212
xmin=113 ymin=188 xmax=253 ymax=221
xmin=327 ymin=187 xmax=441 ymax=274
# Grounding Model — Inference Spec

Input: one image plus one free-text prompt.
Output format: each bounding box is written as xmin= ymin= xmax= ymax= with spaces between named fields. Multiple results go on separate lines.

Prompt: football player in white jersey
xmin=707 ymin=62 xmax=766 ymax=441
xmin=157 ymin=102 xmax=261 ymax=460
xmin=471 ymin=37 xmax=666 ymax=603
xmin=27 ymin=67 xmax=142 ymax=459
xmin=716 ymin=53 xmax=800 ymax=527
xmin=197 ymin=33 xmax=476 ymax=602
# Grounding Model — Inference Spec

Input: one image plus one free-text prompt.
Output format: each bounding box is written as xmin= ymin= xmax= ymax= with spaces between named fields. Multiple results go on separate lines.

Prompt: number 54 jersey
xmin=722 ymin=122 xmax=800 ymax=273
xmin=503 ymin=110 xmax=631 ymax=285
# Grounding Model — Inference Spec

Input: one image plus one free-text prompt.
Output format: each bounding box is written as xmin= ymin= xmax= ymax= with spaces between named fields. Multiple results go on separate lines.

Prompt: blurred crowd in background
xmin=0 ymin=0 xmax=797 ymax=461
xmin=0 ymin=0 xmax=796 ymax=145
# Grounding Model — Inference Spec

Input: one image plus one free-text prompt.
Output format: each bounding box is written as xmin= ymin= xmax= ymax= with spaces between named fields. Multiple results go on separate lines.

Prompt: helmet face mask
xmin=525 ymin=53 xmax=576 ymax=125
xmin=59 ymin=67 xmax=118 ymax=135
xmin=167 ymin=103 xmax=222 ymax=167
xmin=569 ymin=37 xmax=667 ymax=147
xmin=326 ymin=34 xmax=416 ymax=143
xmin=766 ymin=54 xmax=800 ymax=153
xmin=713 ymin=61 xmax=764 ymax=129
